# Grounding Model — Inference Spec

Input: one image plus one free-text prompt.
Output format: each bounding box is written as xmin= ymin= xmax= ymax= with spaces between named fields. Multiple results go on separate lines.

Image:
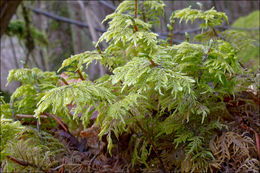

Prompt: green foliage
xmin=4 ymin=1 xmax=255 ymax=172
xmin=0 ymin=118 xmax=65 ymax=172
xmin=6 ymin=68 xmax=60 ymax=115
xmin=35 ymin=80 xmax=115 ymax=127
xmin=0 ymin=119 xmax=24 ymax=156
xmin=172 ymin=6 xmax=228 ymax=31
xmin=6 ymin=20 xmax=48 ymax=47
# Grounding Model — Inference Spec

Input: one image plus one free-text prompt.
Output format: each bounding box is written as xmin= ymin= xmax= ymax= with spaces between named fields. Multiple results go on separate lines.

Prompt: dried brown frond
xmin=236 ymin=158 xmax=260 ymax=173
xmin=210 ymin=131 xmax=258 ymax=172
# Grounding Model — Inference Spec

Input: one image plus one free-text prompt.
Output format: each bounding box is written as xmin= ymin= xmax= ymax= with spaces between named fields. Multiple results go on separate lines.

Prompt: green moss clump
xmin=232 ymin=11 xmax=259 ymax=71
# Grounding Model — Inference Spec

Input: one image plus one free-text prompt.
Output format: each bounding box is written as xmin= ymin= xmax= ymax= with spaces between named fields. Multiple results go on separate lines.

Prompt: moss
xmin=0 ymin=119 xmax=24 ymax=158
xmin=0 ymin=118 xmax=65 ymax=172
xmin=232 ymin=11 xmax=259 ymax=28
xmin=232 ymin=11 xmax=259 ymax=71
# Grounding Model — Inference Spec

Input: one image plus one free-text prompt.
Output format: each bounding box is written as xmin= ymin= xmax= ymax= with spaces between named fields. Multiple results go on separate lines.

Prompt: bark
xmin=0 ymin=0 xmax=23 ymax=37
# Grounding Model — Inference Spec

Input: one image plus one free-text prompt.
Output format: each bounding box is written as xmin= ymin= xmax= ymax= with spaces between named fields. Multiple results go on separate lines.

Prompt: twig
xmin=43 ymin=113 xmax=68 ymax=132
xmin=16 ymin=114 xmax=48 ymax=118
xmin=98 ymin=0 xmax=117 ymax=11
xmin=28 ymin=6 xmax=259 ymax=37
xmin=28 ymin=6 xmax=105 ymax=33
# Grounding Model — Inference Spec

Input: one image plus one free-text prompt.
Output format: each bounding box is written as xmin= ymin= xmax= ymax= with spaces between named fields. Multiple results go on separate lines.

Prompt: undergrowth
xmin=1 ymin=0 xmax=259 ymax=172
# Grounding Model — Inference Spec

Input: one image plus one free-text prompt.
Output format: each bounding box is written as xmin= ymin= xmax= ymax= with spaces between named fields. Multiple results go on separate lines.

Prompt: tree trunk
xmin=0 ymin=0 xmax=23 ymax=37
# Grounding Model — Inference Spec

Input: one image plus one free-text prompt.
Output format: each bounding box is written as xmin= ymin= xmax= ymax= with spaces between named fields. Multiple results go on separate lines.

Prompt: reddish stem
xmin=133 ymin=25 xmax=138 ymax=32
xmin=60 ymin=76 xmax=69 ymax=85
xmin=75 ymin=65 xmax=85 ymax=80
xmin=43 ymin=113 xmax=68 ymax=132
xmin=135 ymin=0 xmax=138 ymax=18
xmin=6 ymin=155 xmax=48 ymax=172
xmin=76 ymin=69 xmax=85 ymax=81
xmin=7 ymin=155 xmax=29 ymax=166
xmin=150 ymin=59 xmax=158 ymax=66
xmin=133 ymin=0 xmax=138 ymax=32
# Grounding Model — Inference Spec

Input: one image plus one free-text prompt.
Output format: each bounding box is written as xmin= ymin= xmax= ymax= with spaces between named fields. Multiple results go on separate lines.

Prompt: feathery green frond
xmin=173 ymin=6 xmax=228 ymax=31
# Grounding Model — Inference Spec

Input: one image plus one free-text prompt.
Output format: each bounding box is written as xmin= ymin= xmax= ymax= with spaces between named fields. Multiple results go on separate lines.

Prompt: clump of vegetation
xmin=0 ymin=118 xmax=65 ymax=172
xmin=1 ymin=0 xmax=259 ymax=172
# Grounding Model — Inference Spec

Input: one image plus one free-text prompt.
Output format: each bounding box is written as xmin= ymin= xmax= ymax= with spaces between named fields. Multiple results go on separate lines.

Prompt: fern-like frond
xmin=35 ymin=81 xmax=115 ymax=127
xmin=210 ymin=132 xmax=255 ymax=164
xmin=174 ymin=6 xmax=228 ymax=30
xmin=7 ymin=68 xmax=58 ymax=86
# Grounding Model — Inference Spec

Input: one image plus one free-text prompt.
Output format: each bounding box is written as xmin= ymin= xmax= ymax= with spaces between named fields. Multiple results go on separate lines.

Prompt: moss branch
xmin=133 ymin=0 xmax=138 ymax=32
xmin=75 ymin=65 xmax=85 ymax=81
xmin=6 ymin=155 xmax=49 ymax=172
xmin=60 ymin=76 xmax=69 ymax=85
xmin=76 ymin=69 xmax=85 ymax=81
xmin=135 ymin=0 xmax=138 ymax=18
xmin=149 ymin=59 xmax=158 ymax=66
